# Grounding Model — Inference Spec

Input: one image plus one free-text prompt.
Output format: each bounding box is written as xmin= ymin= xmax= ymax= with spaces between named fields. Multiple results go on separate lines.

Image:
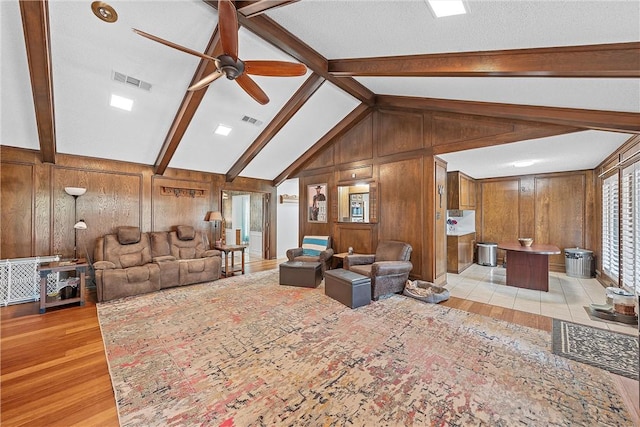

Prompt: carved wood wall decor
xmin=160 ymin=186 xmax=205 ymax=198
xmin=279 ymin=194 xmax=298 ymax=204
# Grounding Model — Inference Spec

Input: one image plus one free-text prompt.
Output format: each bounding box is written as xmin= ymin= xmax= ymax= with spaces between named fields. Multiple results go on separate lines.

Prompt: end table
xmin=38 ymin=259 xmax=88 ymax=314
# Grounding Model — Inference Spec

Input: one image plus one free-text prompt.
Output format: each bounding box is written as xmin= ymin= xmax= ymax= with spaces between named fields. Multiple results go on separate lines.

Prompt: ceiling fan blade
xmin=218 ymin=0 xmax=239 ymax=60
xmin=245 ymin=61 xmax=307 ymax=77
xmin=236 ymin=74 xmax=270 ymax=105
xmin=188 ymin=70 xmax=224 ymax=91
xmin=133 ymin=28 xmax=218 ymax=62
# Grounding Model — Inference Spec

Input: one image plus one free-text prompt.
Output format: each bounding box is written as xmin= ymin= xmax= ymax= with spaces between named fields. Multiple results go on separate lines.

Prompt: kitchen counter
xmin=447 ymin=232 xmax=476 ymax=273
xmin=446 ymin=230 xmax=475 ymax=236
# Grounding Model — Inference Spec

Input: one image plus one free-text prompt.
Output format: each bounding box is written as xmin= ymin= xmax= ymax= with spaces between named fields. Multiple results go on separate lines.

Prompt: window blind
xmin=621 ymin=163 xmax=639 ymax=293
xmin=602 ymin=174 xmax=619 ymax=281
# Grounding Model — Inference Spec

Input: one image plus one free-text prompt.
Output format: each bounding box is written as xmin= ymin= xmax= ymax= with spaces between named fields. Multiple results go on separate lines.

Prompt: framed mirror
xmin=337 ymin=183 xmax=376 ymax=223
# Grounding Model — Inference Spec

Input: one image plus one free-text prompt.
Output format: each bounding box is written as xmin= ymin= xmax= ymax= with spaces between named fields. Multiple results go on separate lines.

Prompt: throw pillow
xmin=301 ymin=236 xmax=329 ymax=257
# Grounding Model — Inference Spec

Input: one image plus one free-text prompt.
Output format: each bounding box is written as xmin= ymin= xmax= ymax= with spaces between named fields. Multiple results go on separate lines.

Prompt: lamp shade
xmin=204 ymin=211 xmax=223 ymax=222
xmin=73 ymin=220 xmax=87 ymax=230
xmin=65 ymin=187 xmax=86 ymax=197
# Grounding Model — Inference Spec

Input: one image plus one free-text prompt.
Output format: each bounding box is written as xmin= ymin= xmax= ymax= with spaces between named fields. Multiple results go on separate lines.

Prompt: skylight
xmin=110 ymin=94 xmax=133 ymax=111
xmin=427 ymin=0 xmax=467 ymax=18
xmin=214 ymin=124 xmax=232 ymax=136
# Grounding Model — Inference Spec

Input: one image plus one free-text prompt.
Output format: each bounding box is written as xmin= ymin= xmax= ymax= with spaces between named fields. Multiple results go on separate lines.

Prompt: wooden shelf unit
xmin=447 ymin=171 xmax=476 ymax=210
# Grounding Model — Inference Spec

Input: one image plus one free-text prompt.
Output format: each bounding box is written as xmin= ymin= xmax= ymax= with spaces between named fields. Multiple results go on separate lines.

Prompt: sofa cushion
xmin=150 ymin=232 xmax=171 ymax=257
xmin=179 ymin=247 xmax=197 ymax=260
xmin=375 ymin=240 xmax=412 ymax=262
xmin=177 ymin=225 xmax=195 ymax=241
xmin=349 ymin=264 xmax=372 ymax=277
xmin=301 ymin=236 xmax=329 ymax=256
xmin=187 ymin=258 xmax=206 ymax=273
xmin=118 ymin=226 xmax=141 ymax=245
xmin=126 ymin=265 xmax=151 ymax=282
xmin=120 ymin=252 xmax=143 ymax=268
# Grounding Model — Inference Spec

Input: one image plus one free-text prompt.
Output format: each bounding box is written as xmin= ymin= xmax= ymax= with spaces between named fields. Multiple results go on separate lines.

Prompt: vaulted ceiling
xmin=3 ymin=0 xmax=639 ymax=182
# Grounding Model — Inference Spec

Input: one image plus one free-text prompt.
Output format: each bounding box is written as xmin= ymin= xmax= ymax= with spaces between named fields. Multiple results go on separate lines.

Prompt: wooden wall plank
xmin=377 ymin=110 xmax=424 ymax=157
xmin=1 ymin=163 xmax=34 ymax=258
xmin=334 ymin=113 xmax=373 ymax=164
xmin=379 ymin=157 xmax=423 ymax=277
xmin=534 ymin=173 xmax=586 ymax=268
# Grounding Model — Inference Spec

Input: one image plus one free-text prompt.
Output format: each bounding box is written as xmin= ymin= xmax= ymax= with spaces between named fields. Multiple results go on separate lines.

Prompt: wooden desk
xmin=214 ymin=244 xmax=248 ymax=278
xmin=38 ymin=260 xmax=87 ymax=314
xmin=497 ymin=243 xmax=561 ymax=292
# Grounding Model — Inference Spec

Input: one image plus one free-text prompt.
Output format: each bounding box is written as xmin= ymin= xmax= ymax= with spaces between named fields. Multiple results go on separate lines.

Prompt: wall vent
xmin=241 ymin=115 xmax=263 ymax=127
xmin=112 ymin=71 xmax=152 ymax=91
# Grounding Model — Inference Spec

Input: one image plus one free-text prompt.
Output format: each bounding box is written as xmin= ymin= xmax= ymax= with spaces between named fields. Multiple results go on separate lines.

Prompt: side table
xmin=214 ymin=244 xmax=248 ymax=277
xmin=331 ymin=252 xmax=359 ymax=269
xmin=38 ymin=260 xmax=88 ymax=314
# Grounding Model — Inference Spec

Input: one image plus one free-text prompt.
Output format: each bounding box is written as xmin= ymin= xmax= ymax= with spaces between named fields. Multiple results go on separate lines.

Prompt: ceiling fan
xmin=133 ymin=0 xmax=307 ymax=105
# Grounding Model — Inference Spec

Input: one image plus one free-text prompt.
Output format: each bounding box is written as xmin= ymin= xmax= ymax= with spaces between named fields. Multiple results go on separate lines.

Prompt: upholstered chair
xmin=286 ymin=235 xmax=334 ymax=275
xmin=344 ymin=240 xmax=413 ymax=300
xmin=167 ymin=225 xmax=222 ymax=286
xmin=93 ymin=226 xmax=160 ymax=302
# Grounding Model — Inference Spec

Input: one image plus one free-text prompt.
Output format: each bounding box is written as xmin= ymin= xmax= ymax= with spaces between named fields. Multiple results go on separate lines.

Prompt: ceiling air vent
xmin=241 ymin=115 xmax=263 ymax=127
xmin=112 ymin=71 xmax=152 ymax=91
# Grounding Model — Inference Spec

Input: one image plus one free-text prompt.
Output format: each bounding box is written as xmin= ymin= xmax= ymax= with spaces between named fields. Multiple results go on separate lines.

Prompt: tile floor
xmin=447 ymin=263 xmax=638 ymax=336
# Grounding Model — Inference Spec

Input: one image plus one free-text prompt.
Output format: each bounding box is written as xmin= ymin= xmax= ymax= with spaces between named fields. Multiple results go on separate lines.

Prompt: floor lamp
xmin=204 ymin=211 xmax=225 ymax=247
xmin=65 ymin=186 xmax=86 ymax=260
xmin=73 ymin=220 xmax=88 ymax=261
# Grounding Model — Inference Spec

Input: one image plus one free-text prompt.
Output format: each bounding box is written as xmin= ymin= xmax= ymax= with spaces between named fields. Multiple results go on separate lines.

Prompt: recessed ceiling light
xmin=427 ymin=0 xmax=467 ymax=18
xmin=214 ymin=124 xmax=232 ymax=136
xmin=91 ymin=1 xmax=118 ymax=23
xmin=110 ymin=94 xmax=133 ymax=111
xmin=513 ymin=160 xmax=535 ymax=168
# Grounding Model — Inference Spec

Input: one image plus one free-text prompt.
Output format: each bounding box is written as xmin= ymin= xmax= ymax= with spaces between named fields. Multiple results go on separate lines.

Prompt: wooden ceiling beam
xmin=154 ymin=29 xmax=223 ymax=175
xmin=376 ymin=95 xmax=640 ymax=134
xmin=19 ymin=0 xmax=56 ymax=164
xmin=329 ymin=42 xmax=640 ymax=77
xmin=273 ymin=103 xmax=372 ymax=186
xmin=235 ymin=0 xmax=300 ymax=18
xmin=203 ymin=1 xmax=375 ymax=105
xmin=226 ymin=73 xmax=325 ymax=182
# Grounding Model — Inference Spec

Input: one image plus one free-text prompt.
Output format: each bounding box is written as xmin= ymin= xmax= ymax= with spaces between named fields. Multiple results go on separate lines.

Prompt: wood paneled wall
xmin=476 ymin=171 xmax=596 ymax=271
xmin=0 ymin=146 xmax=277 ymax=260
xmin=297 ymin=107 xmax=595 ymax=283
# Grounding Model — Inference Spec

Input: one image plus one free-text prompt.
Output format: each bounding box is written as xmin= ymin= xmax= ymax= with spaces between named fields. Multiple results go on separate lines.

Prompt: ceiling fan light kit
xmin=133 ymin=0 xmax=306 ymax=105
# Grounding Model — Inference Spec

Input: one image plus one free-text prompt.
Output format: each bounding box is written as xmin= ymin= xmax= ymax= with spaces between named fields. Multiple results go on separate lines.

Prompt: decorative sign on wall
xmin=279 ymin=194 xmax=299 ymax=204
xmin=160 ymin=186 xmax=205 ymax=198
xmin=307 ymin=183 xmax=327 ymax=223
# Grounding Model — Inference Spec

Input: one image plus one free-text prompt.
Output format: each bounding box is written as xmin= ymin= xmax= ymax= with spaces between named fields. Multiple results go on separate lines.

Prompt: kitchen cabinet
xmin=447 ymin=171 xmax=476 ymax=210
xmin=447 ymin=232 xmax=476 ymax=273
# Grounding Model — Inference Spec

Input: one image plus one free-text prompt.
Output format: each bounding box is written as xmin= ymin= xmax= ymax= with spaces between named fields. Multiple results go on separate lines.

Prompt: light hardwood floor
xmin=2 ymin=259 xmax=638 ymax=426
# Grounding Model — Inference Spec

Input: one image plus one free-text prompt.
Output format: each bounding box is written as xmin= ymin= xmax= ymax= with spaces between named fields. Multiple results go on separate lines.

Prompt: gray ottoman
xmin=279 ymin=261 xmax=322 ymax=288
xmin=324 ymin=268 xmax=371 ymax=308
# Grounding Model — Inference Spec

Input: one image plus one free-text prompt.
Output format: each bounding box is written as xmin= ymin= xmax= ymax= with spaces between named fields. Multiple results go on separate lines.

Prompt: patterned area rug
xmin=552 ymin=318 xmax=639 ymax=380
xmin=98 ymin=270 xmax=633 ymax=426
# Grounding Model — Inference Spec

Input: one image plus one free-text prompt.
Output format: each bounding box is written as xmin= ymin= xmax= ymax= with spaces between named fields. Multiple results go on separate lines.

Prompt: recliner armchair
xmin=344 ymin=240 xmax=413 ymax=300
xmin=286 ymin=235 xmax=334 ymax=274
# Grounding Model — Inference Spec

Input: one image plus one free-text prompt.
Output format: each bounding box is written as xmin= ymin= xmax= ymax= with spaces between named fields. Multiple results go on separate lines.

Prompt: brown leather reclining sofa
xmin=94 ymin=225 xmax=222 ymax=302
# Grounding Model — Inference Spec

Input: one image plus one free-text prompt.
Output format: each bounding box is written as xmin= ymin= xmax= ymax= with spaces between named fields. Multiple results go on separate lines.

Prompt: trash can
xmin=564 ymin=248 xmax=595 ymax=278
xmin=477 ymin=242 xmax=497 ymax=267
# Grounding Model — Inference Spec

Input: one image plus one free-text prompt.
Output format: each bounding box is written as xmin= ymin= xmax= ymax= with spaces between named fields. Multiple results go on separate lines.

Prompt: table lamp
xmin=204 ymin=211 xmax=225 ymax=246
